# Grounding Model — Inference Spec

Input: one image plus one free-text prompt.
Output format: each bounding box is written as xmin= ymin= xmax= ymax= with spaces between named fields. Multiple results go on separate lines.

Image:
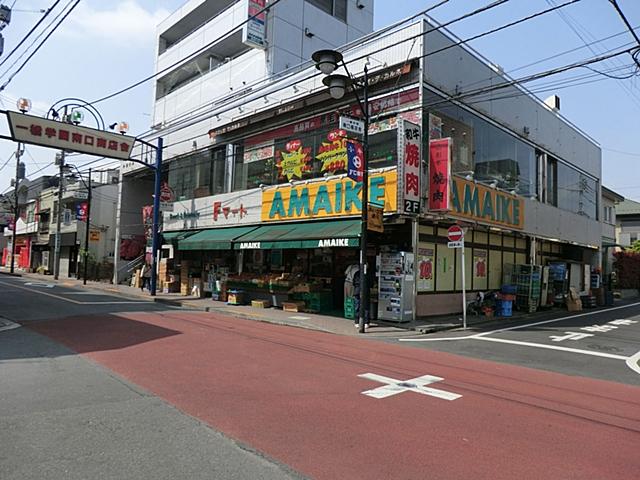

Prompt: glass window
xmin=515 ymin=252 xmax=527 ymax=265
xmin=489 ymin=250 xmax=502 ymax=289
xmin=490 ymin=233 xmax=502 ymax=246
xmin=473 ymin=249 xmax=488 ymax=290
xmin=307 ymin=0 xmax=347 ymax=21
xmin=168 ymin=148 xmax=226 ymax=200
xmin=474 ymin=231 xmax=488 ymax=245
xmin=436 ymin=243 xmax=454 ymax=291
xmin=503 ymin=235 xmax=515 ymax=248
xmin=426 ymin=91 xmax=536 ymax=196
xmin=516 ymin=238 xmax=527 ymax=250
xmin=455 ymin=247 xmax=472 ymax=291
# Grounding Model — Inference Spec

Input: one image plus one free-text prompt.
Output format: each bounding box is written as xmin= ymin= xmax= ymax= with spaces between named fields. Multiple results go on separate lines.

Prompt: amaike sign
xmin=261 ymin=169 xmax=397 ymax=222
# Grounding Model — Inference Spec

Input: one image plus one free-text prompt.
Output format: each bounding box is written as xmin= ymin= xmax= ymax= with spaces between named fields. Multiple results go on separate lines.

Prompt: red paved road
xmin=31 ymin=311 xmax=640 ymax=480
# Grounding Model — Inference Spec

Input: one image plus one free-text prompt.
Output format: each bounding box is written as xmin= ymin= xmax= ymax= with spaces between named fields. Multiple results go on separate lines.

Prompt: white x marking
xmin=358 ymin=373 xmax=462 ymax=401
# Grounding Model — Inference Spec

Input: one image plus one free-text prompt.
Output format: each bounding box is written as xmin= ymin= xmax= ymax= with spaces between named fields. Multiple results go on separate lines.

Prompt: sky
xmin=0 ymin=0 xmax=639 ymax=200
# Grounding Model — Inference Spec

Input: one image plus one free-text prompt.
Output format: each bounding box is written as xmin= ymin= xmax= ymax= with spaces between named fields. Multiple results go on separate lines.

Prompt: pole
xmin=83 ymin=168 xmax=91 ymax=285
xmin=358 ymin=66 xmax=369 ymax=334
xmin=150 ymin=137 xmax=163 ymax=296
xmin=10 ymin=143 xmax=22 ymax=273
xmin=53 ymin=151 xmax=65 ymax=280
xmin=461 ymin=239 xmax=467 ymax=330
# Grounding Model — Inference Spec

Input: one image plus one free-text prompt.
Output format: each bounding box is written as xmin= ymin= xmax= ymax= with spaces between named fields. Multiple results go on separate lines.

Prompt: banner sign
xmin=428 ymin=138 xmax=452 ymax=212
xmin=417 ymin=245 xmax=435 ymax=292
xmin=243 ymin=0 xmax=267 ymax=49
xmin=262 ymin=169 xmax=397 ymax=222
xmin=450 ymin=176 xmax=524 ymax=229
xmin=76 ymin=202 xmax=88 ymax=222
xmin=7 ymin=111 xmax=135 ymax=160
xmin=163 ymin=189 xmax=262 ymax=231
xmin=397 ymin=119 xmax=421 ymax=215
xmin=346 ymin=140 xmax=364 ymax=182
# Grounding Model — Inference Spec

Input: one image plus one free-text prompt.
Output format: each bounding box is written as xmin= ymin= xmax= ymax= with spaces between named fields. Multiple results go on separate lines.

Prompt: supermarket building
xmin=117 ymin=0 xmax=602 ymax=318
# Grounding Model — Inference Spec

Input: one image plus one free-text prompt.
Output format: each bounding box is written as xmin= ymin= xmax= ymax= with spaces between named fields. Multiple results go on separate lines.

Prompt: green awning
xmin=178 ymin=226 xmax=258 ymax=251
xmin=162 ymin=230 xmax=198 ymax=243
xmin=233 ymin=219 xmax=361 ymax=250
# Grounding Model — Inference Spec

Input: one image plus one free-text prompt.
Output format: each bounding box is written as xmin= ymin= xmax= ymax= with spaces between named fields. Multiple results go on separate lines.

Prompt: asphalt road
xmin=1 ymin=274 xmax=639 ymax=479
xmin=395 ymin=301 xmax=640 ymax=386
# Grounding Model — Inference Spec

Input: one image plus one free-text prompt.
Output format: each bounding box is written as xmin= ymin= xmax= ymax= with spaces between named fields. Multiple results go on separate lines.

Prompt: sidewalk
xmin=3 ymin=267 xmax=635 ymax=338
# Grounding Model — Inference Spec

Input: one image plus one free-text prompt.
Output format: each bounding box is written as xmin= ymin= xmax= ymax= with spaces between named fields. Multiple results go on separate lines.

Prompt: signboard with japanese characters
xmin=428 ymin=138 xmax=452 ymax=212
xmin=417 ymin=244 xmax=434 ymax=292
xmin=7 ymin=112 xmax=135 ymax=160
xmin=346 ymin=140 xmax=364 ymax=182
xmin=76 ymin=202 xmax=88 ymax=222
xmin=163 ymin=189 xmax=262 ymax=231
xmin=397 ymin=119 xmax=422 ymax=215
xmin=243 ymin=0 xmax=267 ymax=49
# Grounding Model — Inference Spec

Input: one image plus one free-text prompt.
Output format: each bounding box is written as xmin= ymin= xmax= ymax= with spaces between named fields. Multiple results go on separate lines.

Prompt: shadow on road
xmin=20 ymin=314 xmax=182 ymax=357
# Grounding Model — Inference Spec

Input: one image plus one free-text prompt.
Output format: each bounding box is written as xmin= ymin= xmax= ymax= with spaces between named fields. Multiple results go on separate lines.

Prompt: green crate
xmin=344 ymin=297 xmax=356 ymax=319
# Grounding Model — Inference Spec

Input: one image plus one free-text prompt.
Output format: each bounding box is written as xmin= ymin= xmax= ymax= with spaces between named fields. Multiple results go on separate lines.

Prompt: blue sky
xmin=1 ymin=0 xmax=639 ymax=200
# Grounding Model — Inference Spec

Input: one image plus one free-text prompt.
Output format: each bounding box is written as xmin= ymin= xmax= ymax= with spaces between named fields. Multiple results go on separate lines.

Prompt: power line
xmin=0 ymin=1 xmax=61 ymax=70
xmin=0 ymin=0 xmax=80 ymax=92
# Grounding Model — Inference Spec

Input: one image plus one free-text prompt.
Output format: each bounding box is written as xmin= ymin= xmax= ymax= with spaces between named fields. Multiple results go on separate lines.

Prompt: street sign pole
xmin=461 ymin=239 xmax=467 ymax=330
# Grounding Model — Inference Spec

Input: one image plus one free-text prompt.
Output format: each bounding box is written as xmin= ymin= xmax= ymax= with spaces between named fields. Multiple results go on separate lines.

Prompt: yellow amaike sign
xmin=449 ymin=176 xmax=525 ymax=229
xmin=261 ymin=170 xmax=397 ymax=222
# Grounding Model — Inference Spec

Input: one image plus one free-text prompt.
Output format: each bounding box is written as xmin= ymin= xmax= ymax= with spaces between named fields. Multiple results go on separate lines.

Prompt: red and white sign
xmin=243 ymin=0 xmax=267 ymax=49
xmin=447 ymin=225 xmax=464 ymax=242
xmin=397 ymin=119 xmax=422 ymax=215
xmin=7 ymin=111 xmax=136 ymax=161
xmin=428 ymin=138 xmax=452 ymax=212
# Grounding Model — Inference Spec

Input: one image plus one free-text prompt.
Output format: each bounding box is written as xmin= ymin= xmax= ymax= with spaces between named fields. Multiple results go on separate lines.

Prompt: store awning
xmin=178 ymin=226 xmax=258 ymax=251
xmin=162 ymin=230 xmax=198 ymax=243
xmin=233 ymin=219 xmax=361 ymax=250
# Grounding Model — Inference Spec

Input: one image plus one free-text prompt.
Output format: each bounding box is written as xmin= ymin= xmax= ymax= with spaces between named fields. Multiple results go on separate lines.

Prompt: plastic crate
xmin=344 ymin=297 xmax=355 ymax=319
xmin=496 ymin=299 xmax=513 ymax=317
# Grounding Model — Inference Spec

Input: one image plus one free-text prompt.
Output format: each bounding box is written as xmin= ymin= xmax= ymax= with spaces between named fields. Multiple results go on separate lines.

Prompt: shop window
xmin=474 ymin=231 xmax=488 ymax=245
xmin=436 ymin=243 xmax=454 ymax=291
xmin=418 ymin=224 xmax=434 ymax=236
xmin=503 ymin=251 xmax=515 ymax=271
xmin=454 ymin=247 xmax=472 ymax=291
xmin=515 ymin=252 xmax=527 ymax=265
xmin=417 ymin=242 xmax=436 ymax=292
xmin=426 ymin=90 xmax=537 ymax=196
xmin=516 ymin=238 xmax=527 ymax=250
xmin=473 ymin=249 xmax=488 ymax=290
xmin=489 ymin=233 xmax=502 ymax=246
xmin=438 ymin=227 xmax=450 ymax=238
xmin=503 ymin=235 xmax=515 ymax=248
xmin=488 ymin=250 xmax=502 ymax=289
xmin=168 ymin=148 xmax=226 ymax=200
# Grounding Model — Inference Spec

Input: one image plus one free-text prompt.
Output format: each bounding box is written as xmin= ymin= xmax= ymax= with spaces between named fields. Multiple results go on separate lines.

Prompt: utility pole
xmin=53 ymin=150 xmax=65 ymax=280
xmin=9 ymin=142 xmax=23 ymax=274
xmin=82 ymin=168 xmax=91 ymax=285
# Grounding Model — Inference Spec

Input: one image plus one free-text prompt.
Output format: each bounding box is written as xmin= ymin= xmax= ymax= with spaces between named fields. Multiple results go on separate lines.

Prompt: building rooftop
xmin=602 ymin=186 xmax=624 ymax=203
xmin=616 ymin=198 xmax=640 ymax=216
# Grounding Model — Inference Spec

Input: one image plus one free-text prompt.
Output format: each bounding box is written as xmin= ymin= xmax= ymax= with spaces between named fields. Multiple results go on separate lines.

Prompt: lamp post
xmin=312 ymin=49 xmax=370 ymax=334
xmin=68 ymin=165 xmax=92 ymax=285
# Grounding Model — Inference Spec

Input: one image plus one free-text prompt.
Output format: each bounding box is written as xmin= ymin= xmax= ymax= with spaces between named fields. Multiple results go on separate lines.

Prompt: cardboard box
xmin=566 ymin=298 xmax=582 ymax=312
xmin=251 ymin=299 xmax=272 ymax=308
xmin=282 ymin=301 xmax=306 ymax=312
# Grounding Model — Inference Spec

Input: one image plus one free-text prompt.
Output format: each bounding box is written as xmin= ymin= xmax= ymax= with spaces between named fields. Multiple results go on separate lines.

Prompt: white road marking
xmin=549 ymin=332 xmax=594 ymax=342
xmin=0 ymin=281 xmax=148 ymax=305
xmin=0 ymin=318 xmax=21 ymax=332
xmin=23 ymin=282 xmax=55 ymax=288
xmin=626 ymin=351 xmax=640 ymax=376
xmin=358 ymin=373 xmax=462 ymax=401
xmin=399 ymin=301 xmax=640 ymax=342
xmin=476 ymin=337 xmax=629 ymax=360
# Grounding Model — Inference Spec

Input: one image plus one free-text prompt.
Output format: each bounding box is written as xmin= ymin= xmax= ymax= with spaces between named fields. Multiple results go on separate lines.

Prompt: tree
xmin=626 ymin=240 xmax=640 ymax=253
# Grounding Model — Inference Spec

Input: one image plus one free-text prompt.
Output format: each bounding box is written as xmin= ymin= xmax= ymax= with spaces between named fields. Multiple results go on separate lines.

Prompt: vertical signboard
xmin=243 ymin=0 xmax=267 ymax=49
xmin=346 ymin=140 xmax=364 ymax=182
xmin=397 ymin=119 xmax=422 ymax=215
xmin=428 ymin=138 xmax=452 ymax=212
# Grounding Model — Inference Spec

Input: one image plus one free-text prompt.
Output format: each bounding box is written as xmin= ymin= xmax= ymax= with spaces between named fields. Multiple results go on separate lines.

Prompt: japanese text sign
xmin=76 ymin=202 xmax=88 ymax=222
xmin=7 ymin=111 xmax=136 ymax=161
xmin=397 ymin=119 xmax=422 ymax=215
xmin=346 ymin=140 xmax=364 ymax=182
xmin=243 ymin=0 xmax=267 ymax=49
xmin=428 ymin=138 xmax=452 ymax=212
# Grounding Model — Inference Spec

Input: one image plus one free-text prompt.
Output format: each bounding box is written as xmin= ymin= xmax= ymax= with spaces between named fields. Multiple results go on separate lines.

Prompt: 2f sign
xmin=398 ymin=120 xmax=422 ymax=215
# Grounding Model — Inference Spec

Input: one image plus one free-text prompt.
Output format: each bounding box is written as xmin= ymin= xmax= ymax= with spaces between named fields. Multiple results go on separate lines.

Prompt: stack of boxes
xmin=158 ymin=259 xmax=180 ymax=293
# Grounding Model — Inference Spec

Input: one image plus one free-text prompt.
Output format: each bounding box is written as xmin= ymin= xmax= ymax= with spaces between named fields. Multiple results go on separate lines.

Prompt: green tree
xmin=626 ymin=240 xmax=640 ymax=253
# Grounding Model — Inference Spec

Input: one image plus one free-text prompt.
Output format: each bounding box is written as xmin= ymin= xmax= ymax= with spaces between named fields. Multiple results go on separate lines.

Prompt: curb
xmin=0 ymin=271 xmax=22 ymax=277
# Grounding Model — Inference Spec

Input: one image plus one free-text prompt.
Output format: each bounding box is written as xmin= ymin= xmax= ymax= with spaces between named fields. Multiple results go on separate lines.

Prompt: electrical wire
xmin=0 ymin=151 xmax=16 ymax=173
xmin=0 ymin=0 xmax=61 ymax=70
xmin=0 ymin=0 xmax=80 ymax=92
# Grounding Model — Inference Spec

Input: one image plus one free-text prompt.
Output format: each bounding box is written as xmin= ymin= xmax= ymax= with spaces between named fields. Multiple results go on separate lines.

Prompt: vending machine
xmin=377 ymin=251 xmax=414 ymax=322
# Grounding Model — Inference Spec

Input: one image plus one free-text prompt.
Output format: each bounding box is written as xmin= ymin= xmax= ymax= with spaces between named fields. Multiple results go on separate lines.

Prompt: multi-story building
xmin=116 ymin=1 xmax=603 ymax=317
xmin=601 ymin=186 xmax=623 ymax=276
xmin=32 ymin=173 xmax=119 ymax=278
xmin=615 ymin=198 xmax=640 ymax=249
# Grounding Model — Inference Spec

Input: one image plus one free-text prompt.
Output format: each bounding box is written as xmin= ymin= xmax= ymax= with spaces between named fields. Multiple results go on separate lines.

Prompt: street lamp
xmin=312 ymin=49 xmax=370 ymax=334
